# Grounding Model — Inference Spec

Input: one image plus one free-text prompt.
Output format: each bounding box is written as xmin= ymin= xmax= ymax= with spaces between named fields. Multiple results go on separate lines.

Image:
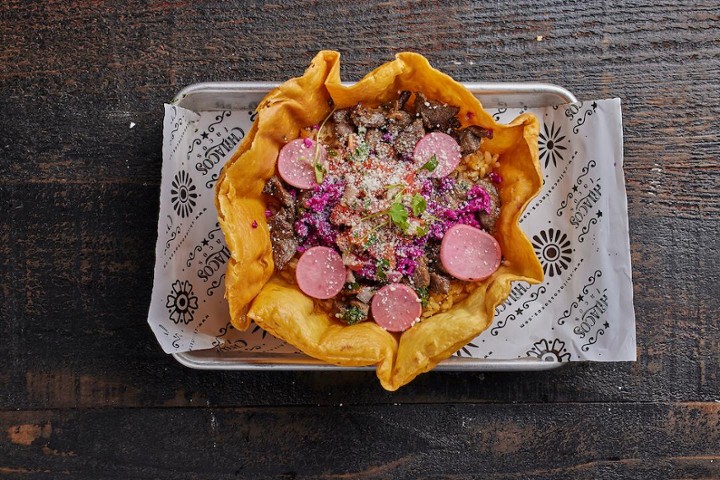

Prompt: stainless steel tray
xmin=171 ymin=81 xmax=577 ymax=372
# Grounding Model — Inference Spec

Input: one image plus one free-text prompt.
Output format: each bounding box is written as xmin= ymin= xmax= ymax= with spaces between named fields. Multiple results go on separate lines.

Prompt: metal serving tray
xmin=171 ymin=81 xmax=577 ymax=372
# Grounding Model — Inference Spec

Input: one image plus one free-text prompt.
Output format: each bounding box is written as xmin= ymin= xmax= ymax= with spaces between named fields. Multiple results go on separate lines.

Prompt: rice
xmin=421 ymin=281 xmax=475 ymax=318
xmin=456 ymin=149 xmax=500 ymax=182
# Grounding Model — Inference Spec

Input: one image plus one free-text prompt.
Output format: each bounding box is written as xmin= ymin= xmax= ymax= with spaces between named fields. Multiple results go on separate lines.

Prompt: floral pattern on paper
xmin=527 ymin=338 xmax=571 ymax=362
xmin=538 ymin=121 xmax=567 ymax=169
xmin=171 ymin=170 xmax=198 ymax=218
xmin=532 ymin=228 xmax=572 ymax=278
xmin=166 ymin=280 xmax=199 ymax=325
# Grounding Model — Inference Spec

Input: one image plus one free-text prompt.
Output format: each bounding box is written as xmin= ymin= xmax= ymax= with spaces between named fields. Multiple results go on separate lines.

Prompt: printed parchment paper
xmin=148 ymin=98 xmax=636 ymax=363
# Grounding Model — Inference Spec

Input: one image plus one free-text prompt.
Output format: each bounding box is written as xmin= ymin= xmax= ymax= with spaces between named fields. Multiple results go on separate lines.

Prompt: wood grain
xmin=1 ymin=403 xmax=719 ymax=479
xmin=1 ymin=0 xmax=719 ymax=477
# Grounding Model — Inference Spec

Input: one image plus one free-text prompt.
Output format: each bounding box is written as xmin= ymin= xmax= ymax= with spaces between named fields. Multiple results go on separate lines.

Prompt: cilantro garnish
xmin=376 ymin=258 xmax=391 ymax=280
xmin=388 ymin=202 xmax=409 ymax=231
xmin=359 ymin=188 xmax=420 ymax=236
xmin=313 ymin=162 xmax=325 ymax=184
xmin=313 ymin=107 xmax=336 ymax=183
xmin=343 ymin=305 xmax=367 ymax=325
xmin=411 ymin=194 xmax=427 ymax=216
xmin=415 ymin=287 xmax=429 ymax=308
xmin=348 ymin=142 xmax=370 ymax=163
xmin=421 ymin=154 xmax=439 ymax=172
xmin=365 ymin=234 xmax=379 ymax=247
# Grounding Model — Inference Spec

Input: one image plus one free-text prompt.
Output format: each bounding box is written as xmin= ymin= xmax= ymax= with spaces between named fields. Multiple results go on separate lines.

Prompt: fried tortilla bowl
xmin=215 ymin=51 xmax=543 ymax=391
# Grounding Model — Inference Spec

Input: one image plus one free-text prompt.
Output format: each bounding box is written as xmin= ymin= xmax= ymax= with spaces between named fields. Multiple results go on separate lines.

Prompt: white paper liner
xmin=148 ymin=98 xmax=636 ymax=362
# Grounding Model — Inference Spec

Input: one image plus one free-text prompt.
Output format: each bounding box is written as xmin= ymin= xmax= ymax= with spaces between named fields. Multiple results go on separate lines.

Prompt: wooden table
xmin=2 ymin=1 xmax=719 ymax=478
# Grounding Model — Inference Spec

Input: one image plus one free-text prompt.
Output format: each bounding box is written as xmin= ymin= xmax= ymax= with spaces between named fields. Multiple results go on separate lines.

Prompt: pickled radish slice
xmin=371 ymin=284 xmax=422 ymax=332
xmin=440 ymin=224 xmax=501 ymax=281
xmin=413 ymin=132 xmax=462 ymax=178
xmin=277 ymin=138 xmax=326 ymax=189
xmin=295 ymin=246 xmax=346 ymax=299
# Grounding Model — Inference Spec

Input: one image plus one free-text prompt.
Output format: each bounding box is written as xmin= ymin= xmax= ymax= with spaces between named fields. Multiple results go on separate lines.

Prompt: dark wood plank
xmin=2 ymin=1 xmax=720 ymax=203
xmin=1 ymin=403 xmax=719 ymax=479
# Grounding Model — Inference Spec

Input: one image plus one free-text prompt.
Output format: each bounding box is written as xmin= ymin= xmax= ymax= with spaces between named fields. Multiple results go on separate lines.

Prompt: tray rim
xmin=172 ymin=81 xmax=577 ymax=108
xmin=173 ymin=351 xmax=564 ymax=372
xmin=170 ymin=80 xmax=578 ymax=372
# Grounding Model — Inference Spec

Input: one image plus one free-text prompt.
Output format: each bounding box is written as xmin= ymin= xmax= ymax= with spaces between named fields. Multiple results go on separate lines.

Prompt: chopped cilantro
xmin=363 ymin=220 xmax=389 ymax=244
xmin=313 ymin=162 xmax=325 ymax=184
xmin=388 ymin=202 xmax=410 ymax=232
xmin=348 ymin=142 xmax=370 ymax=163
xmin=376 ymin=258 xmax=391 ymax=280
xmin=415 ymin=287 xmax=429 ymax=308
xmin=313 ymin=107 xmax=336 ymax=183
xmin=343 ymin=305 xmax=367 ymax=325
xmin=421 ymin=154 xmax=439 ymax=172
xmin=411 ymin=194 xmax=427 ymax=216
xmin=415 ymin=225 xmax=429 ymax=237
xmin=365 ymin=234 xmax=379 ymax=247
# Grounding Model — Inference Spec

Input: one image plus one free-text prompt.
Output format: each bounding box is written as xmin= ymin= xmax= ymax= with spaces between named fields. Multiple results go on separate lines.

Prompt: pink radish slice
xmin=440 ymin=224 xmax=501 ymax=281
xmin=295 ymin=246 xmax=347 ymax=299
xmin=413 ymin=132 xmax=462 ymax=178
xmin=371 ymin=284 xmax=422 ymax=333
xmin=277 ymin=138 xmax=326 ymax=189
